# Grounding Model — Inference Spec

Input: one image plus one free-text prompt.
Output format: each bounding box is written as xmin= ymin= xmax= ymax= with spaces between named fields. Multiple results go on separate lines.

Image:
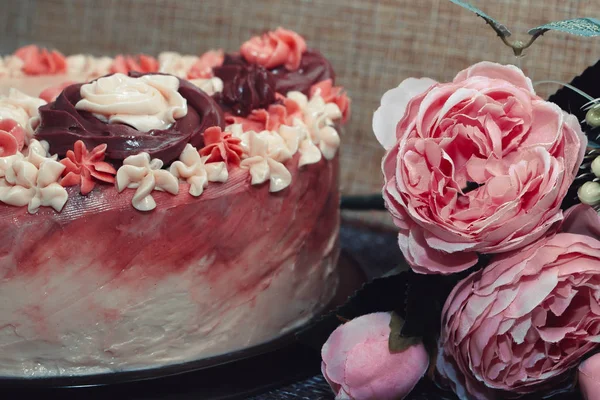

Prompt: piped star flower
xmin=239 ymin=131 xmax=292 ymax=192
xmin=115 ymin=153 xmax=179 ymax=212
xmin=60 ymin=140 xmax=117 ymax=195
xmin=0 ymin=157 xmax=68 ymax=214
xmin=200 ymin=126 xmax=243 ymax=166
xmin=170 ymin=144 xmax=228 ymax=197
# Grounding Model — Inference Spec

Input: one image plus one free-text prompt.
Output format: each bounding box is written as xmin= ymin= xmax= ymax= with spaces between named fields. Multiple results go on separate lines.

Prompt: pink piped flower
xmin=110 ymin=54 xmax=159 ymax=74
xmin=311 ymin=79 xmax=351 ymax=123
xmin=60 ymin=140 xmax=117 ymax=195
xmin=321 ymin=312 xmax=429 ymax=400
xmin=0 ymin=119 xmax=25 ymax=157
xmin=200 ymin=126 xmax=243 ymax=166
xmin=14 ymin=45 xmax=67 ymax=75
xmin=188 ymin=49 xmax=224 ymax=79
xmin=225 ymin=96 xmax=303 ymax=132
xmin=241 ymin=27 xmax=307 ymax=71
xmin=375 ymin=61 xmax=586 ymax=274
xmin=39 ymin=81 xmax=76 ymax=103
xmin=438 ymin=204 xmax=600 ymax=399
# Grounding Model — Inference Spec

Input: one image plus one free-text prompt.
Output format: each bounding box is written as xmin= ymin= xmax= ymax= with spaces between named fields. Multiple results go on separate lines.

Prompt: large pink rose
xmin=374 ymin=62 xmax=586 ymax=274
xmin=321 ymin=312 xmax=429 ymax=400
xmin=437 ymin=204 xmax=600 ymax=399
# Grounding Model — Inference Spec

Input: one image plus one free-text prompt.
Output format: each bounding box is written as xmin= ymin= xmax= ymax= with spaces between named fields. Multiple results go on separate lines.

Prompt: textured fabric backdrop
xmin=1 ymin=0 xmax=599 ymax=202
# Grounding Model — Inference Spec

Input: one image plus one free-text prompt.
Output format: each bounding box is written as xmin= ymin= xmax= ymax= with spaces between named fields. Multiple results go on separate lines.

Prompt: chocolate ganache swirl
xmin=213 ymin=62 xmax=277 ymax=117
xmin=213 ymin=49 xmax=335 ymax=116
xmin=36 ymin=72 xmax=225 ymax=165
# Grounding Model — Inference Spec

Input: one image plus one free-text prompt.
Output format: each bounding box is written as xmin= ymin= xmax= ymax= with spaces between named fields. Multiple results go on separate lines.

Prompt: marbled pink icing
xmin=0 ymin=154 xmax=340 ymax=376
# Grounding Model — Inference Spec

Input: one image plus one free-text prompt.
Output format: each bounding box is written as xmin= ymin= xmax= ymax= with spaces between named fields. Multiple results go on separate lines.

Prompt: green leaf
xmin=388 ymin=312 xmax=422 ymax=353
xmin=448 ymin=0 xmax=511 ymax=37
xmin=529 ymin=18 xmax=600 ymax=37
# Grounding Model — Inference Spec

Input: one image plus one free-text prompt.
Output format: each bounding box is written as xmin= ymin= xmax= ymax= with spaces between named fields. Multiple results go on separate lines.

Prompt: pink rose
xmin=0 ymin=119 xmax=25 ymax=157
xmin=437 ymin=204 xmax=600 ymax=399
xmin=240 ymin=27 xmax=307 ymax=70
xmin=579 ymin=353 xmax=600 ymax=400
xmin=321 ymin=312 xmax=429 ymax=400
xmin=374 ymin=62 xmax=586 ymax=274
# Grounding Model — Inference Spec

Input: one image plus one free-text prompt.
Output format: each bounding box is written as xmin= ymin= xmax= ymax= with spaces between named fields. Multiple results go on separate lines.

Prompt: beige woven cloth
xmin=1 ymin=0 xmax=599 ymax=202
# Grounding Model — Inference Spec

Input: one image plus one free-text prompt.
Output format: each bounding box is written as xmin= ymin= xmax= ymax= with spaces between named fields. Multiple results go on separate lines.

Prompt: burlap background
xmin=1 ymin=0 xmax=599 ymax=200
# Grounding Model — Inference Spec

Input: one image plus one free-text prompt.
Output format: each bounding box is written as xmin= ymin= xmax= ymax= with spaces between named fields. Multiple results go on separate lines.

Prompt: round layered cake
xmin=0 ymin=28 xmax=350 ymax=377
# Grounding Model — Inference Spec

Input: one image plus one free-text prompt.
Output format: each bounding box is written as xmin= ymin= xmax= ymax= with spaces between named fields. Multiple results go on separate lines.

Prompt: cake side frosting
xmin=0 ymin=27 xmax=348 ymax=377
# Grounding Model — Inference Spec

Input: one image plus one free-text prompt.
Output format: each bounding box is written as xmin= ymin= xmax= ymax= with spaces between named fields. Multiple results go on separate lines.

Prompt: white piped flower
xmin=0 ymin=157 xmax=68 ymax=214
xmin=116 ymin=153 xmax=179 ymax=211
xmin=286 ymin=91 xmax=341 ymax=162
xmin=239 ymin=132 xmax=292 ymax=192
xmin=170 ymin=144 xmax=228 ymax=197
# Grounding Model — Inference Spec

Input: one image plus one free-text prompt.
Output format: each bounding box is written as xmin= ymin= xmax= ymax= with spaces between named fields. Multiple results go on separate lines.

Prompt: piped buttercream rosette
xmin=35 ymin=71 xmax=225 ymax=165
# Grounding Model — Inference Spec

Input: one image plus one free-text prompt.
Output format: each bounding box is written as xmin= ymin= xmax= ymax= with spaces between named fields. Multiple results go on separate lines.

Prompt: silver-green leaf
xmin=529 ymin=18 xmax=600 ymax=37
xmin=449 ymin=0 xmax=511 ymax=37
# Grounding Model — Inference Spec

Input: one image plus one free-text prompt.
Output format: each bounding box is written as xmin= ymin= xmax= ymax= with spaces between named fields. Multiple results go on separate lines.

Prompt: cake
xmin=0 ymin=28 xmax=350 ymax=377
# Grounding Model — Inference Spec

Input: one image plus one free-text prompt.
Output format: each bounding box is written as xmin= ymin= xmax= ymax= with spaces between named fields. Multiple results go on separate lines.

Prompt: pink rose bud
xmin=374 ymin=61 xmax=587 ymax=274
xmin=321 ymin=312 xmax=429 ymax=400
xmin=580 ymin=353 xmax=600 ymax=400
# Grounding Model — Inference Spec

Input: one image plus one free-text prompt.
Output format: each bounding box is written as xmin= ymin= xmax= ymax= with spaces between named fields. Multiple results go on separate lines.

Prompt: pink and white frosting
xmin=241 ymin=27 xmax=307 ymax=70
xmin=0 ymin=139 xmax=67 ymax=213
xmin=13 ymin=45 xmax=67 ymax=76
xmin=170 ymin=143 xmax=228 ymax=197
xmin=188 ymin=50 xmax=224 ymax=79
xmin=115 ymin=152 xmax=179 ymax=211
xmin=66 ymin=54 xmax=113 ymax=79
xmin=0 ymin=88 xmax=46 ymax=143
xmin=75 ymin=73 xmax=188 ymax=132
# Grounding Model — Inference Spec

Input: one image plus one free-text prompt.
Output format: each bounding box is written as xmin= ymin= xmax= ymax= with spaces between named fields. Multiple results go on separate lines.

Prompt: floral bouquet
xmin=318 ymin=2 xmax=600 ymax=399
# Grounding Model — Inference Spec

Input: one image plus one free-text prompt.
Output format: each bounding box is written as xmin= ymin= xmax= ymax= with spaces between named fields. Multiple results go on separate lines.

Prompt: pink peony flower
xmin=240 ymin=27 xmax=307 ymax=71
xmin=0 ymin=119 xmax=25 ymax=157
xmin=579 ymin=353 xmax=600 ymax=400
xmin=188 ymin=49 xmax=224 ymax=79
xmin=321 ymin=312 xmax=429 ymax=400
xmin=437 ymin=204 xmax=600 ymax=400
xmin=14 ymin=45 xmax=67 ymax=75
xmin=374 ymin=62 xmax=586 ymax=274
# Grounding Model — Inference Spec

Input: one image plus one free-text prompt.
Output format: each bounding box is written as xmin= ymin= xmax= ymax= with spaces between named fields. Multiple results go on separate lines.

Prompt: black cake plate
xmin=0 ymin=249 xmax=365 ymax=398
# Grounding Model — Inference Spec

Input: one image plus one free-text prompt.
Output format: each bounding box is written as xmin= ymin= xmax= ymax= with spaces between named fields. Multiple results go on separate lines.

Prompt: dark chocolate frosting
xmin=35 ymin=72 xmax=225 ymax=165
xmin=214 ymin=49 xmax=335 ymax=116
xmin=213 ymin=63 xmax=277 ymax=117
xmin=270 ymin=49 xmax=335 ymax=95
